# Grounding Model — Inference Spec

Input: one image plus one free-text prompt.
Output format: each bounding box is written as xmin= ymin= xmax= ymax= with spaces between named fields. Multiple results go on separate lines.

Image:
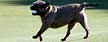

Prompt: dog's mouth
xmin=31 ymin=10 xmax=38 ymax=16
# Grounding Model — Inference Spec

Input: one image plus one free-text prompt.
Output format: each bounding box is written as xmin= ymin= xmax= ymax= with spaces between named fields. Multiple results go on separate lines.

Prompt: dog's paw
xmin=61 ymin=39 xmax=66 ymax=41
xmin=83 ymin=36 xmax=88 ymax=39
xmin=39 ymin=38 xmax=42 ymax=41
xmin=32 ymin=36 xmax=38 ymax=39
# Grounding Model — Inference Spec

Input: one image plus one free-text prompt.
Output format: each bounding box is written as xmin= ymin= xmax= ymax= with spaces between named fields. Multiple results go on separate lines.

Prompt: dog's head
xmin=30 ymin=0 xmax=50 ymax=16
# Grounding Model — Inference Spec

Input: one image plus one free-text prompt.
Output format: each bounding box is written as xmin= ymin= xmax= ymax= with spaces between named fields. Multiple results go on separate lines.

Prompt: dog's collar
xmin=43 ymin=5 xmax=57 ymax=17
xmin=45 ymin=5 xmax=53 ymax=14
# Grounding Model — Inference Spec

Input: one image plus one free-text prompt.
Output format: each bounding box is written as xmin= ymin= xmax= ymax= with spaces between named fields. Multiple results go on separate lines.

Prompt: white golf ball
xmin=32 ymin=10 xmax=37 ymax=14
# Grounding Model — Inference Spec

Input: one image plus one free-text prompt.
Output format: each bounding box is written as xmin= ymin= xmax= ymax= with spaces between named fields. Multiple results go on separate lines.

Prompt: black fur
xmin=30 ymin=0 xmax=98 ymax=41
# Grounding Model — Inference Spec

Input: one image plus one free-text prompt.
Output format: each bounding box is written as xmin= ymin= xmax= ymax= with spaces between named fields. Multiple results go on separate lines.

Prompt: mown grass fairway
xmin=0 ymin=4 xmax=108 ymax=42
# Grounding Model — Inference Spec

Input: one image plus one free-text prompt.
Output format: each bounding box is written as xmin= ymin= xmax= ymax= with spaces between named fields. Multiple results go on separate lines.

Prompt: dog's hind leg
xmin=61 ymin=22 xmax=76 ymax=41
xmin=33 ymin=24 xmax=49 ymax=41
xmin=79 ymin=14 xmax=89 ymax=39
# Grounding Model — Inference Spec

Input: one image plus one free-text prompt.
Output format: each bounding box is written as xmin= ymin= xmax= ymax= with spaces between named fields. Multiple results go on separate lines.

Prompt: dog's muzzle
xmin=31 ymin=10 xmax=37 ymax=16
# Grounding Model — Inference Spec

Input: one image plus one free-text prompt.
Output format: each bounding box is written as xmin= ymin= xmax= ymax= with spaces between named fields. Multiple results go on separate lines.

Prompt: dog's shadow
xmin=60 ymin=38 xmax=89 ymax=42
xmin=38 ymin=38 xmax=89 ymax=42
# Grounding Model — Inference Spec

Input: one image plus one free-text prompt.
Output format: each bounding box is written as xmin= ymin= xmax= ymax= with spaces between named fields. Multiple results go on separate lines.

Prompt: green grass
xmin=0 ymin=4 xmax=108 ymax=42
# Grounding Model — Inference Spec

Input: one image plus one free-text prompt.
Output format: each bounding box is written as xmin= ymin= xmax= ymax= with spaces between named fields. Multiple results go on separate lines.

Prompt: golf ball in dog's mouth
xmin=31 ymin=10 xmax=37 ymax=14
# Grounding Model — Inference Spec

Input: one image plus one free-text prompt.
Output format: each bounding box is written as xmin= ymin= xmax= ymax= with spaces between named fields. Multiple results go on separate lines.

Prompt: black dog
xmin=30 ymin=0 xmax=98 ymax=41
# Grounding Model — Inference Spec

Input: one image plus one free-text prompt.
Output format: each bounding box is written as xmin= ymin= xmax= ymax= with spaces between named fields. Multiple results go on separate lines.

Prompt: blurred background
xmin=0 ymin=0 xmax=108 ymax=42
xmin=0 ymin=0 xmax=108 ymax=9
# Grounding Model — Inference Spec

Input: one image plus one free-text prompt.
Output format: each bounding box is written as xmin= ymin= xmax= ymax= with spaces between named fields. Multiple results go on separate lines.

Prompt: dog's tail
xmin=81 ymin=3 xmax=99 ymax=8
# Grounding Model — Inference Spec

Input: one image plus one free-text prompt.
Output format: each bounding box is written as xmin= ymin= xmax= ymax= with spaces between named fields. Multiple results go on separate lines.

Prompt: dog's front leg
xmin=39 ymin=35 xmax=42 ymax=41
xmin=33 ymin=24 xmax=49 ymax=41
